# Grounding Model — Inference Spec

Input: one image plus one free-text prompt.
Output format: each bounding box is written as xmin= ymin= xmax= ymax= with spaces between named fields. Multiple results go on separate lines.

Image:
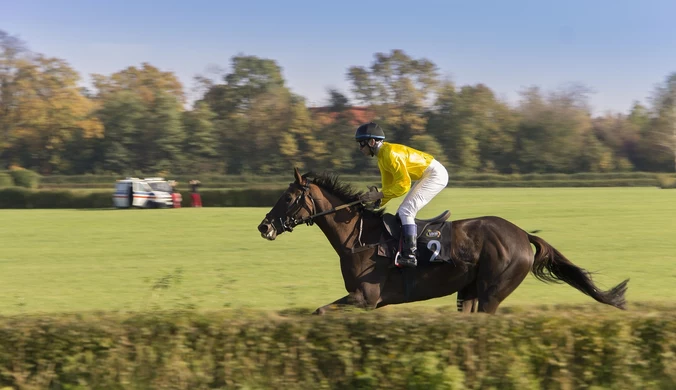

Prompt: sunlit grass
xmin=0 ymin=187 xmax=674 ymax=315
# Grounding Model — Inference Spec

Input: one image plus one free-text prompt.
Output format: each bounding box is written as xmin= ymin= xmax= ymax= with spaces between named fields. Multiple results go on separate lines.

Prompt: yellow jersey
xmin=376 ymin=142 xmax=435 ymax=206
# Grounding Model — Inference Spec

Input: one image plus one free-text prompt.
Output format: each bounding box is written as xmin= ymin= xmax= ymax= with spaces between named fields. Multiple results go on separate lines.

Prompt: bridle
xmin=265 ymin=179 xmax=362 ymax=234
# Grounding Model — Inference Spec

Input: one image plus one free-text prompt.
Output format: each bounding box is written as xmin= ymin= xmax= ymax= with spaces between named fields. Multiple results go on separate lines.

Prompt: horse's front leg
xmin=312 ymin=292 xmax=369 ymax=315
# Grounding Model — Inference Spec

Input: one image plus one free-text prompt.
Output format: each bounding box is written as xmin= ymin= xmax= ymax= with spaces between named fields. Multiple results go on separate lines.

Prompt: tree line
xmin=1 ymin=30 xmax=675 ymax=176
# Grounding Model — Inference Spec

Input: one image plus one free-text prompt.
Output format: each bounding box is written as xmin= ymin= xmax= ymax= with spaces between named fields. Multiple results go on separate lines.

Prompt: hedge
xmin=0 ymin=188 xmax=112 ymax=209
xmin=37 ymin=172 xmax=676 ymax=190
xmin=446 ymin=178 xmax=661 ymax=187
xmin=0 ymin=188 xmax=286 ymax=209
xmin=0 ymin=177 xmax=670 ymax=208
xmin=0 ymin=309 xmax=674 ymax=389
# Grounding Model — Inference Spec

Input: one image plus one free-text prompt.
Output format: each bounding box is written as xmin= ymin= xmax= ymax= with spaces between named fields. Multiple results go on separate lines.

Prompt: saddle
xmin=378 ymin=210 xmax=454 ymax=267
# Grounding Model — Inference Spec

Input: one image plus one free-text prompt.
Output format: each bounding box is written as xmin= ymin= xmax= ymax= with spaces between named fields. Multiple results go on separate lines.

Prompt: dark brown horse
xmin=257 ymin=168 xmax=629 ymax=314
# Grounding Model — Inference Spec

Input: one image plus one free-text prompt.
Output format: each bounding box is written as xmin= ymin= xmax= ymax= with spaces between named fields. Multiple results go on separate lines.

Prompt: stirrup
xmin=395 ymin=252 xmax=417 ymax=268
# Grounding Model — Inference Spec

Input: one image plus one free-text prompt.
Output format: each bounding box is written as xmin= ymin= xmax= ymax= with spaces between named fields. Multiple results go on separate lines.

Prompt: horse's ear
xmin=293 ymin=167 xmax=302 ymax=184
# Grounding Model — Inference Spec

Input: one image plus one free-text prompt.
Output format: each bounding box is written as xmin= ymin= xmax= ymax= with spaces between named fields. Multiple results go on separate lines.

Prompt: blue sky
xmin=3 ymin=0 xmax=676 ymax=114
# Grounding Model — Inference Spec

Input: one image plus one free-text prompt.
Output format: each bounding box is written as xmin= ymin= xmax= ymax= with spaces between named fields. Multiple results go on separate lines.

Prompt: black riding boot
xmin=399 ymin=234 xmax=418 ymax=267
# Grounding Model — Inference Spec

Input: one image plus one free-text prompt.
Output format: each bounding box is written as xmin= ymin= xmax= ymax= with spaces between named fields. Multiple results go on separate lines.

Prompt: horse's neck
xmin=311 ymin=188 xmax=373 ymax=254
xmin=311 ymin=187 xmax=384 ymax=285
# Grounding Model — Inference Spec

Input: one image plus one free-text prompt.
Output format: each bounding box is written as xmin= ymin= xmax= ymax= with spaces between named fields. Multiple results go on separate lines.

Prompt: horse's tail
xmin=527 ymin=234 xmax=629 ymax=310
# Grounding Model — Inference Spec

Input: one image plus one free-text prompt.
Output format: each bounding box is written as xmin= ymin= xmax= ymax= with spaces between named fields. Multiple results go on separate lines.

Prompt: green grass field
xmin=0 ymin=187 xmax=674 ymax=316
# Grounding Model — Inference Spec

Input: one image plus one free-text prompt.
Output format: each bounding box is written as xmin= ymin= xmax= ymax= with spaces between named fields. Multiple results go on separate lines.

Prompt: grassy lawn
xmin=0 ymin=187 xmax=674 ymax=315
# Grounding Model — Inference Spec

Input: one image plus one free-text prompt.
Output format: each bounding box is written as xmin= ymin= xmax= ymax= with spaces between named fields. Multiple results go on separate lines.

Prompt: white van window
xmin=140 ymin=182 xmax=152 ymax=192
xmin=148 ymin=181 xmax=172 ymax=192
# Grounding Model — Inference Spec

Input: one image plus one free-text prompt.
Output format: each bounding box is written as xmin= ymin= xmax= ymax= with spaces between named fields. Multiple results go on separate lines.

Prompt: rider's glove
xmin=359 ymin=187 xmax=384 ymax=203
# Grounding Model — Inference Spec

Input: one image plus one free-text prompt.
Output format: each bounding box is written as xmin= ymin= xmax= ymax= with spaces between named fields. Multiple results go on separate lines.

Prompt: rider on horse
xmin=355 ymin=122 xmax=450 ymax=268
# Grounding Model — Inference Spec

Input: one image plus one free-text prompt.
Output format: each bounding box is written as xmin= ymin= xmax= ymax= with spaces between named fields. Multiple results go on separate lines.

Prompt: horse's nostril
xmin=258 ymin=223 xmax=269 ymax=234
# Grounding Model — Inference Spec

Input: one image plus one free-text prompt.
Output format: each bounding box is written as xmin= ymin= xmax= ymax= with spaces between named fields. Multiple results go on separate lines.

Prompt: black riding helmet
xmin=354 ymin=122 xmax=385 ymax=141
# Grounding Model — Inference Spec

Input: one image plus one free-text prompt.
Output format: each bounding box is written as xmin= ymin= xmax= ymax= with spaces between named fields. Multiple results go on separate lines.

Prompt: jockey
xmin=355 ymin=122 xmax=449 ymax=267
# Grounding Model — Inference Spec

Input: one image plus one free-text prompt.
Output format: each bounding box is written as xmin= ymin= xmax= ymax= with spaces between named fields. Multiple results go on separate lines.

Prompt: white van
xmin=143 ymin=177 xmax=174 ymax=208
xmin=112 ymin=177 xmax=173 ymax=208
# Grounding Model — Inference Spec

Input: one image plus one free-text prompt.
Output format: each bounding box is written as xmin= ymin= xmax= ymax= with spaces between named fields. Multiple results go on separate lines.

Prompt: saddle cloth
xmin=377 ymin=210 xmax=453 ymax=266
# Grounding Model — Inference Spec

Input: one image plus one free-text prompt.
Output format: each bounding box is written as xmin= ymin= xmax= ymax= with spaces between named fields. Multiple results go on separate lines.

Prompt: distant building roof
xmin=309 ymin=106 xmax=377 ymax=126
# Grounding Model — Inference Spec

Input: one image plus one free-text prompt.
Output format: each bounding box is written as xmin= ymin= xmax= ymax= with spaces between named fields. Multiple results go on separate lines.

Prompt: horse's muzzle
xmin=257 ymin=219 xmax=277 ymax=241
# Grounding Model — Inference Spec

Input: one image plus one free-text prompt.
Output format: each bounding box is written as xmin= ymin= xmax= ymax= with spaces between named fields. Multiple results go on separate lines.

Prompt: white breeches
xmin=397 ymin=159 xmax=449 ymax=226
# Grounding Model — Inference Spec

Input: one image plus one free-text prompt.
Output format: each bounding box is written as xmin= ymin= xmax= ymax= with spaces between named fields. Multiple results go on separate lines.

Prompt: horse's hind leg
xmin=476 ymin=252 xmax=532 ymax=314
xmin=458 ymin=297 xmax=478 ymax=313
xmin=457 ymin=283 xmax=478 ymax=313
xmin=313 ymin=295 xmax=354 ymax=315
xmin=313 ymin=290 xmax=375 ymax=315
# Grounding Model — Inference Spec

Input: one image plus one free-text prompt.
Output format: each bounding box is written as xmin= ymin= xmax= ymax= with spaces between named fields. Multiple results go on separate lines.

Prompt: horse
xmin=257 ymin=168 xmax=629 ymax=314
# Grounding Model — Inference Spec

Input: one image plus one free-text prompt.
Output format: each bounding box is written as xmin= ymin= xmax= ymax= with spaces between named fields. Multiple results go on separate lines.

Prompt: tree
xmin=430 ymin=83 xmax=479 ymax=171
xmin=647 ymin=72 xmax=676 ymax=171
xmin=574 ymin=129 xmax=615 ymax=172
xmin=196 ymin=55 xmax=294 ymax=174
xmin=312 ymin=89 xmax=364 ymax=172
xmin=92 ymin=62 xmax=184 ymax=106
xmin=457 ymin=84 xmax=516 ymax=173
xmin=288 ymin=96 xmax=325 ymax=170
xmin=591 ymin=110 xmax=640 ymax=171
xmin=199 ymin=55 xmax=286 ymax=120
xmin=8 ymin=54 xmax=102 ymax=173
xmin=94 ymin=65 xmax=187 ymax=173
xmin=97 ymin=91 xmax=145 ymax=173
xmin=1 ymin=31 xmax=102 ymax=173
xmin=146 ymin=91 xmax=185 ymax=172
xmin=347 ymin=50 xmax=439 ymax=141
xmin=514 ymin=85 xmax=594 ymax=173
xmin=245 ymin=87 xmax=293 ymax=174
xmin=427 ymin=82 xmax=516 ymax=172
xmin=0 ymin=30 xmax=28 ymax=168
xmin=183 ymin=101 xmax=220 ymax=172
xmin=625 ymin=103 xmax=659 ymax=171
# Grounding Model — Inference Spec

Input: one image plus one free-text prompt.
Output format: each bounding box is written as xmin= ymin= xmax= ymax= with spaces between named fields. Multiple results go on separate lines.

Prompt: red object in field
xmin=171 ymin=193 xmax=182 ymax=208
xmin=191 ymin=193 xmax=202 ymax=207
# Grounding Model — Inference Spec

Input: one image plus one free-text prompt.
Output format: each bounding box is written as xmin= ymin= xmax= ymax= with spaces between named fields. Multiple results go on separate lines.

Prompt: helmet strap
xmin=369 ymin=140 xmax=383 ymax=157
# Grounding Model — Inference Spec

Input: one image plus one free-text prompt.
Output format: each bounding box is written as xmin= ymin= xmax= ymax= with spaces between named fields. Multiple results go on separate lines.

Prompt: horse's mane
xmin=303 ymin=171 xmax=385 ymax=218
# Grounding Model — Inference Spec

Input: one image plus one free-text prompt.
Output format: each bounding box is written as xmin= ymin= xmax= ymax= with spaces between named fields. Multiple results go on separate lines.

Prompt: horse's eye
xmin=285 ymin=195 xmax=293 ymax=203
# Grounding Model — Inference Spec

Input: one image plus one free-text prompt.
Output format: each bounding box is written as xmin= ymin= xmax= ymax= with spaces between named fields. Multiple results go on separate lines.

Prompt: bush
xmin=0 ymin=172 xmax=13 ymax=187
xmin=8 ymin=167 xmax=41 ymax=189
xmin=657 ymin=174 xmax=676 ymax=189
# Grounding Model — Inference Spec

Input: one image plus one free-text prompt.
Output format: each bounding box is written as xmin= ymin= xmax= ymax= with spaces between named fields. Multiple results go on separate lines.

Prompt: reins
xmin=292 ymin=199 xmax=363 ymax=227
